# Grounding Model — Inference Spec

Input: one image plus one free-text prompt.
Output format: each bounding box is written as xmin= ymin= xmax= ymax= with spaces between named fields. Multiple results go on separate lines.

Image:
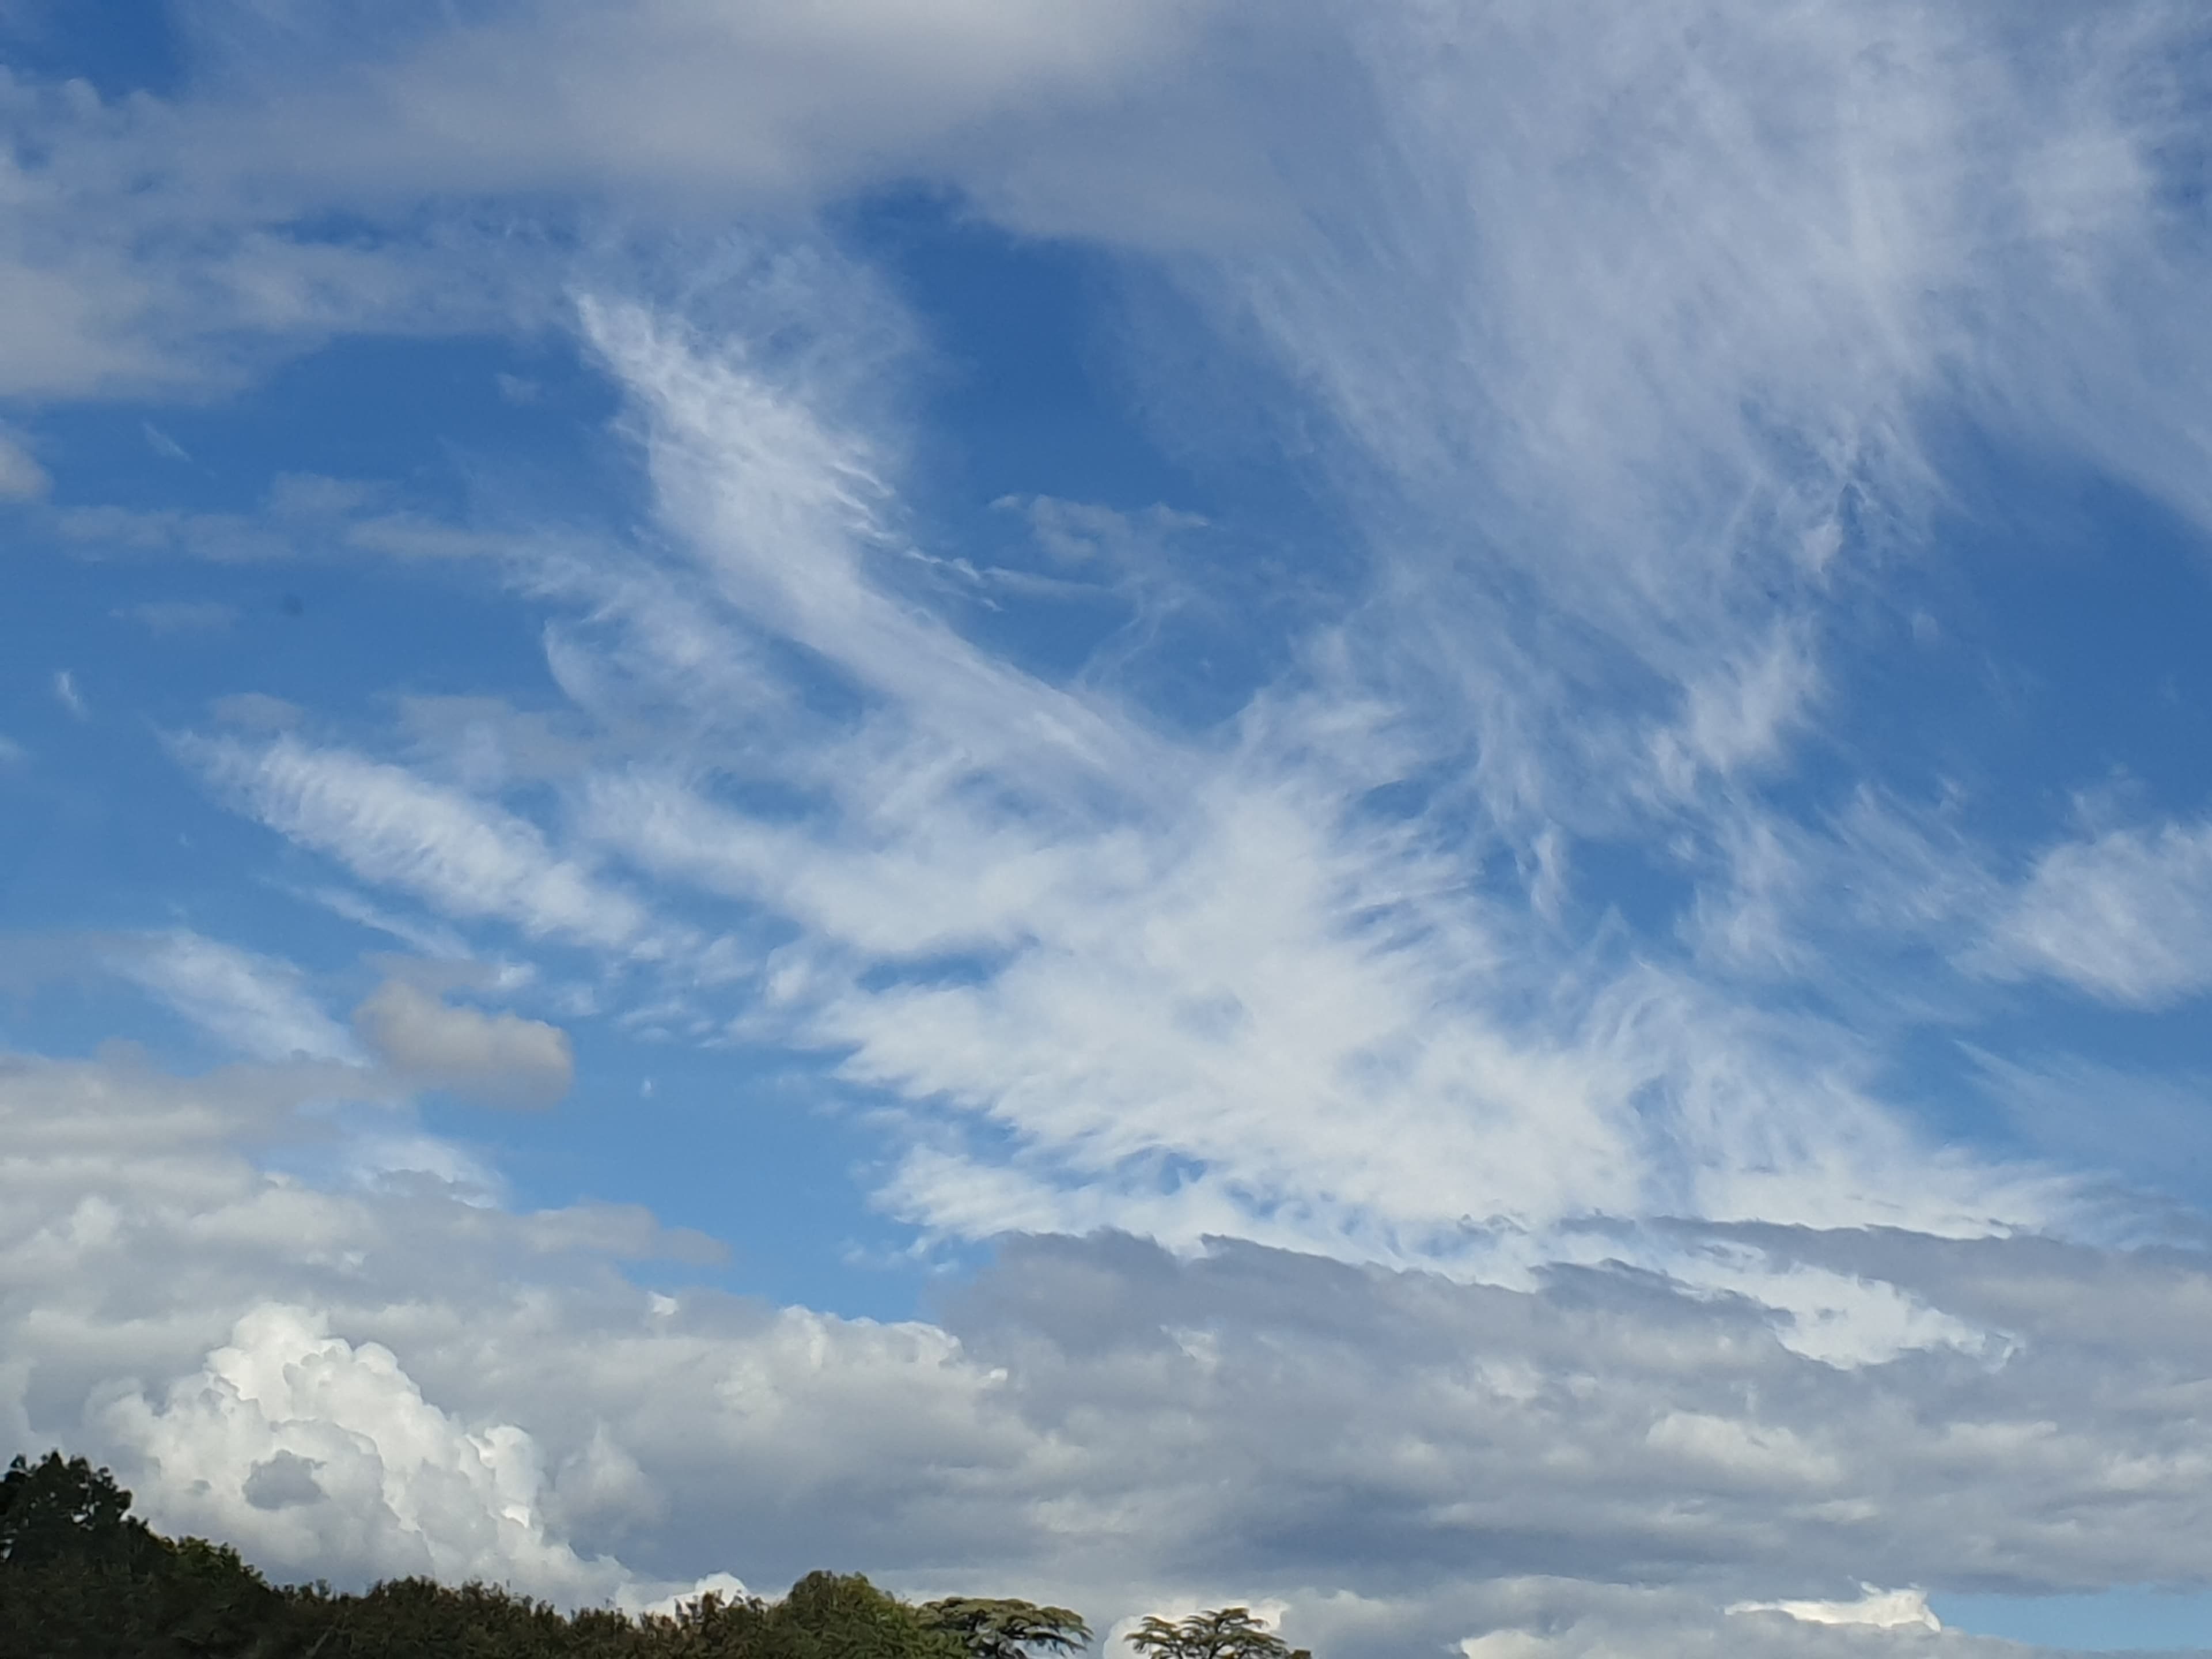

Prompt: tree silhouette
xmin=0 ymin=1450 xmax=154 ymax=1570
xmin=1124 ymin=1608 xmax=1309 ymax=1659
xmin=919 ymin=1597 xmax=1091 ymax=1659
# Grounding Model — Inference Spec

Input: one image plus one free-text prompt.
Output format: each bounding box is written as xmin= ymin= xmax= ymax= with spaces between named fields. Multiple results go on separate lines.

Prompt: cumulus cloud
xmin=353 ymin=979 xmax=573 ymax=1107
xmin=103 ymin=1303 xmax=644 ymax=1601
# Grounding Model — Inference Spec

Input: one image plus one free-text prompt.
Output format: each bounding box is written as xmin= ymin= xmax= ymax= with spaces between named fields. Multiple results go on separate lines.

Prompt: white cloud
xmin=101 ymin=1303 xmax=644 ymax=1601
xmin=536 ymin=283 xmax=2051 ymax=1271
xmin=103 ymin=930 xmax=359 ymax=1065
xmin=0 ymin=0 xmax=1275 ymax=400
xmin=183 ymin=731 xmax=670 ymax=956
xmin=51 ymin=668 xmax=85 ymax=718
xmin=1646 ymin=627 xmax=1821 ymax=805
xmin=1979 ymin=817 xmax=2212 ymax=1007
xmin=353 ymin=979 xmax=573 ymax=1107
xmin=1728 ymin=1586 xmax=1941 ymax=1632
xmin=0 ymin=72 xmax=535 ymax=397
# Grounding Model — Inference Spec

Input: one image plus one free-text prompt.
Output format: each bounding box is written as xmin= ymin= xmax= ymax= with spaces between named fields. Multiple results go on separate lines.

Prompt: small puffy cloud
xmin=51 ymin=669 xmax=86 ymax=719
xmin=353 ymin=979 xmax=573 ymax=1107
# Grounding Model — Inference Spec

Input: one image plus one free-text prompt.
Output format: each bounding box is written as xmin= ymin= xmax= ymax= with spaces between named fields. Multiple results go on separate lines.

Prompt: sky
xmin=7 ymin=1 xmax=2212 ymax=1653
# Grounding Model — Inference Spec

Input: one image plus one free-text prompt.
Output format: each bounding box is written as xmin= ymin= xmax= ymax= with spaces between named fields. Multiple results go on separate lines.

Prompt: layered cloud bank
xmin=9 ymin=2 xmax=2212 ymax=1656
xmin=9 ymin=1042 xmax=2212 ymax=1655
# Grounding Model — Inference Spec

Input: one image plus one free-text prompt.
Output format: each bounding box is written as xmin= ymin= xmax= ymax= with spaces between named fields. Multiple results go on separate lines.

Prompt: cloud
xmin=6 ymin=1041 xmax=2212 ymax=1652
xmin=0 ymin=71 xmax=536 ymax=397
xmin=50 ymin=668 xmax=85 ymax=718
xmin=0 ymin=0 xmax=1274 ymax=400
xmin=352 ymin=979 xmax=573 ymax=1107
xmin=177 ymin=0 xmax=1264 ymax=243
xmin=89 ymin=930 xmax=361 ymax=1066
xmin=541 ymin=287 xmax=2054 ymax=1269
xmin=1979 ymin=817 xmax=2212 ymax=1007
xmin=52 ymin=474 xmax=498 ymax=565
xmin=1645 ymin=626 xmax=1821 ymax=805
xmin=142 ymin=421 xmax=191 ymax=461
xmin=104 ymin=0 xmax=2200 ymax=1306
xmin=182 ymin=730 xmax=669 ymax=956
xmin=101 ymin=1302 xmax=649 ymax=1601
xmin=0 ymin=430 xmax=49 ymax=499
xmin=1728 ymin=1586 xmax=1941 ymax=1631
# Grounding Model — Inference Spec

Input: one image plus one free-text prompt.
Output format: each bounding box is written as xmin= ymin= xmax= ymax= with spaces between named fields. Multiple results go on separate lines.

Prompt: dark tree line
xmin=0 ymin=1452 xmax=1309 ymax=1659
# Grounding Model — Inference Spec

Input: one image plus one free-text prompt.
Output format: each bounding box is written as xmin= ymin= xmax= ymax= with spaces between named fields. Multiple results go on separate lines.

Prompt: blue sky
xmin=10 ymin=2 xmax=2212 ymax=1654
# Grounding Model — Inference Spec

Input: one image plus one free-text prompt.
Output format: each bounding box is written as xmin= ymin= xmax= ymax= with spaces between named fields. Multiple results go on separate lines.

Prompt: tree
xmin=0 ymin=1450 xmax=157 ymax=1570
xmin=1124 ymin=1609 xmax=1309 ymax=1659
xmin=762 ymin=1571 xmax=963 ymax=1659
xmin=0 ymin=1450 xmax=289 ymax=1659
xmin=918 ymin=1597 xmax=1091 ymax=1659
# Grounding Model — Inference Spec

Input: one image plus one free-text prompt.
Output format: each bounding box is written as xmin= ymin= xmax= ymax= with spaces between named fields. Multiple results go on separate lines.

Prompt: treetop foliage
xmin=0 ymin=1449 xmax=1309 ymax=1659
xmin=917 ymin=1597 xmax=1091 ymax=1659
xmin=1124 ymin=1608 xmax=1310 ymax=1659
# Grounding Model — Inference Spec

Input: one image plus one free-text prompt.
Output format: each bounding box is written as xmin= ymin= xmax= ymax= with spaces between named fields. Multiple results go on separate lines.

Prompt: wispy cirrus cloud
xmin=181 ymin=732 xmax=673 ymax=958
xmin=1978 ymin=816 xmax=2212 ymax=1008
xmin=463 ymin=273 xmax=2048 ymax=1266
xmin=105 ymin=930 xmax=361 ymax=1066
